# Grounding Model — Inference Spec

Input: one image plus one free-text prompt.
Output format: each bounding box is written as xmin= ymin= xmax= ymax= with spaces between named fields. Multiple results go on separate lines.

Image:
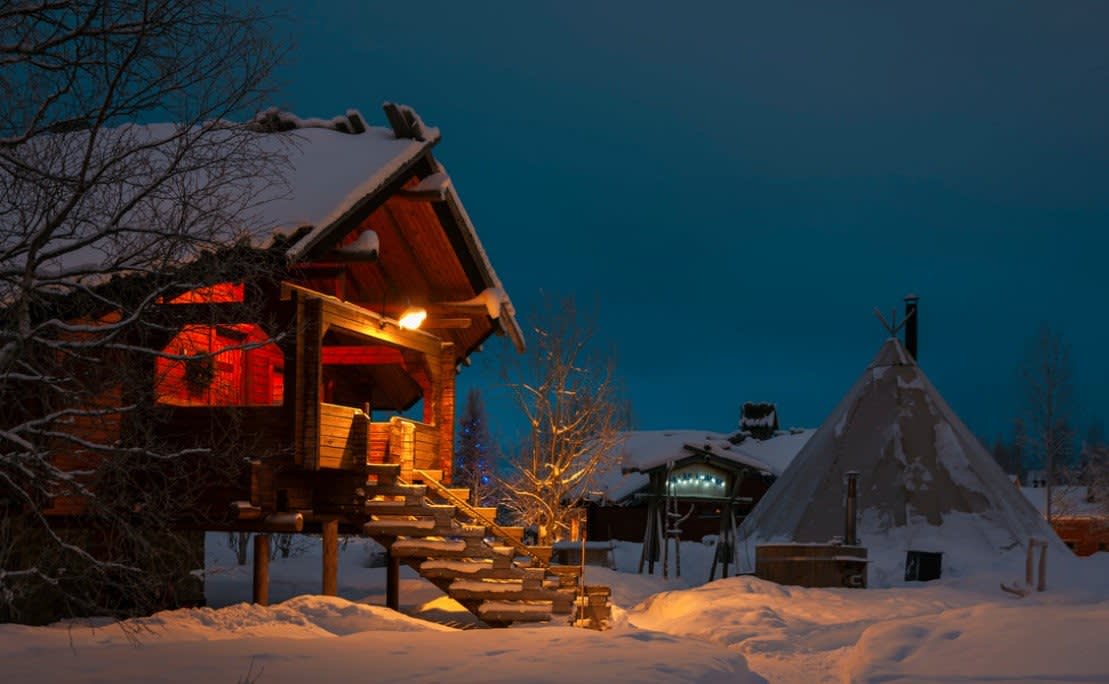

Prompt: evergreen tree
xmin=455 ymin=389 xmax=495 ymax=507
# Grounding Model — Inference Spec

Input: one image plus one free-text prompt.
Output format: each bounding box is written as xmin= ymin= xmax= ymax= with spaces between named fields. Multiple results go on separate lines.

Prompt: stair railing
xmin=411 ymin=469 xmax=548 ymax=568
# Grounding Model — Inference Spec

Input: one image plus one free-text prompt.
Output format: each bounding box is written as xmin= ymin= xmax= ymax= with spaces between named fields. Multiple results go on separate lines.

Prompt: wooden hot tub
xmin=755 ymin=543 xmax=868 ymax=588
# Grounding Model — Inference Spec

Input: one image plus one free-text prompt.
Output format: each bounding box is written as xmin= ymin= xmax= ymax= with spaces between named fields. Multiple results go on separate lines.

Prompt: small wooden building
xmin=586 ymin=427 xmax=813 ymax=544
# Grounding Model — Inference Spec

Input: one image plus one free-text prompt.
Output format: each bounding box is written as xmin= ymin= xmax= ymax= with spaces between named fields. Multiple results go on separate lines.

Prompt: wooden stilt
xmin=322 ymin=519 xmax=339 ymax=596
xmin=253 ymin=534 xmax=270 ymax=606
xmin=387 ymin=551 xmax=400 ymax=610
xmin=655 ymin=501 xmax=666 ymax=578
xmin=638 ymin=494 xmax=652 ymax=572
xmin=710 ymin=504 xmax=725 ymax=582
xmin=639 ymin=473 xmax=658 ymax=575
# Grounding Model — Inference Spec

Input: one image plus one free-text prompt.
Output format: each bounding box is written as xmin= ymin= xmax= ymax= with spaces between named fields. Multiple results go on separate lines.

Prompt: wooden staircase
xmin=359 ymin=464 xmax=611 ymax=628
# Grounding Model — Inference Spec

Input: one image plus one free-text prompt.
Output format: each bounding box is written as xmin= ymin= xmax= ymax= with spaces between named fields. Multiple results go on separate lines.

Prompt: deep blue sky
xmin=272 ymin=1 xmax=1109 ymax=448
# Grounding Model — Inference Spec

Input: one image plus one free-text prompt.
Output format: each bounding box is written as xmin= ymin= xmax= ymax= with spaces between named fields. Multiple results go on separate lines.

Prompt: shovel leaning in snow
xmin=1001 ymin=538 xmax=1048 ymax=597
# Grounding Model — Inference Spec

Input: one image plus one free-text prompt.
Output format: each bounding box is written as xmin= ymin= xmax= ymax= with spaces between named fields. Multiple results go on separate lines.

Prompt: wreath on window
xmin=184 ymin=353 xmax=215 ymax=391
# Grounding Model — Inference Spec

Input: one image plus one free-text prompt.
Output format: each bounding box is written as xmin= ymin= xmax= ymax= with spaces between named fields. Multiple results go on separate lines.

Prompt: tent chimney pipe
xmin=903 ymin=294 xmax=919 ymax=361
xmin=845 ymin=471 xmax=859 ymax=546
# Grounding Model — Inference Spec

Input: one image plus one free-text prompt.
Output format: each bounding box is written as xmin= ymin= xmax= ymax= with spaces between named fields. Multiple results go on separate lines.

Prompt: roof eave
xmin=438 ymin=179 xmax=526 ymax=353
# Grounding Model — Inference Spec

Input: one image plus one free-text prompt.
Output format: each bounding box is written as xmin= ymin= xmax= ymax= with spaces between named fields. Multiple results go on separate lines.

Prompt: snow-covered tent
xmin=737 ymin=337 xmax=1063 ymax=582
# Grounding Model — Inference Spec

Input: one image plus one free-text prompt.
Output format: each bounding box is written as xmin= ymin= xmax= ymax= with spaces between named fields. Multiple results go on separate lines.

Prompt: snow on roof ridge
xmin=247 ymin=107 xmax=370 ymax=135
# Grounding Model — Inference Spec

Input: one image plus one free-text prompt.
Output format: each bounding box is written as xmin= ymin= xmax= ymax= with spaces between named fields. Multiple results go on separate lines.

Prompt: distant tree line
xmin=986 ymin=323 xmax=1107 ymax=523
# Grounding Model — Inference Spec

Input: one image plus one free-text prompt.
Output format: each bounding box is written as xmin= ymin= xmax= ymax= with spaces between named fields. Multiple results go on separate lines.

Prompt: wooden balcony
xmin=288 ymin=283 xmax=455 ymax=482
xmin=317 ymin=402 xmax=439 ymax=476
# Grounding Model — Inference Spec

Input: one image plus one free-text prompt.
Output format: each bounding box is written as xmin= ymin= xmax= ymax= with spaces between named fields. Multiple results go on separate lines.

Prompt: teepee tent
xmin=737 ymin=337 xmax=1062 ymax=581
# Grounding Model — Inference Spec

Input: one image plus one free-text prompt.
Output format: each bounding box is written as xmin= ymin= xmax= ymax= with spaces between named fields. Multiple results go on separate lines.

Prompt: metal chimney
xmin=844 ymin=471 xmax=859 ymax=546
xmin=903 ymin=294 xmax=919 ymax=361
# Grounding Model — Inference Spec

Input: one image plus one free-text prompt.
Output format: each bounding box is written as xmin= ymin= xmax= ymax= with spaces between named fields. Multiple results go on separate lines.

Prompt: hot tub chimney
xmin=844 ymin=471 xmax=859 ymax=546
xmin=903 ymin=294 xmax=919 ymax=361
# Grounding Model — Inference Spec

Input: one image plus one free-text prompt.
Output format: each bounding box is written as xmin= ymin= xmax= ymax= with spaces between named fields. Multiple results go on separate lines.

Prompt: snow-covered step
xmin=477 ymin=600 xmax=553 ymax=624
xmin=545 ymin=565 xmax=582 ymax=588
xmin=448 ymin=524 xmax=488 ymax=538
xmin=490 ymin=545 xmax=515 ymax=569
xmin=462 ymin=535 xmax=498 ymax=556
xmin=449 ymin=580 xmax=573 ymax=609
xmin=364 ymin=463 xmax=401 ymax=482
xmin=520 ymin=567 xmax=546 ymax=590
xmin=365 ymin=501 xmax=455 ymax=526
xmin=419 ymin=559 xmax=531 ymax=582
xmin=364 ymin=482 xmax=426 ymax=501
xmin=573 ymin=585 xmax=613 ymax=629
xmin=390 ymin=538 xmax=468 ymax=558
xmin=363 ymin=516 xmax=441 ymax=537
xmin=548 ymin=588 xmax=578 ymax=614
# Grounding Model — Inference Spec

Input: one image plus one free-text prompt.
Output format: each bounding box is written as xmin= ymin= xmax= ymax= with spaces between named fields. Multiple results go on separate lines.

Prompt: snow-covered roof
xmin=589 ymin=428 xmax=814 ymax=504
xmin=7 ymin=104 xmax=525 ymax=351
xmin=252 ymin=123 xmax=436 ymax=257
xmin=6 ymin=111 xmax=434 ymax=278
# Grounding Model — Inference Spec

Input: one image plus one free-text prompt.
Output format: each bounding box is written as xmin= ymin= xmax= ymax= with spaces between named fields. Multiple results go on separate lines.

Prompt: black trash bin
xmin=905 ymin=550 xmax=942 ymax=581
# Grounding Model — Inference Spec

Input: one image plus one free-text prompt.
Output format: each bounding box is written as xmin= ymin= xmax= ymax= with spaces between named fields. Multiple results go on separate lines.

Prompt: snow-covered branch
xmin=499 ymin=296 xmax=627 ymax=545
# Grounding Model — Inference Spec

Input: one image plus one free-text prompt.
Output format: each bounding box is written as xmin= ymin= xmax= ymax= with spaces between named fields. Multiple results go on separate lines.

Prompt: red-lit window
xmin=156 ymin=321 xmax=286 ymax=403
xmin=155 ymin=282 xmax=283 ymax=406
xmin=155 ymin=324 xmax=283 ymax=407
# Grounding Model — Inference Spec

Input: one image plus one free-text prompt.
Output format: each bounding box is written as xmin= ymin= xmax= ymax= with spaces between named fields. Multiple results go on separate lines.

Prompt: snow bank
xmin=6 ymin=531 xmax=1109 ymax=683
xmin=629 ymin=554 xmax=1109 ymax=684
xmin=0 ymin=595 xmax=446 ymax=657
xmin=843 ymin=601 xmax=1109 ymax=683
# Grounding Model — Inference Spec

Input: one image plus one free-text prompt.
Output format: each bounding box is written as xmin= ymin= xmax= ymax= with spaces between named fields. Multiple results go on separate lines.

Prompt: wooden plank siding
xmin=318 ymin=403 xmax=369 ymax=470
xmin=388 ymin=417 xmax=439 ymax=481
xmin=368 ymin=422 xmax=390 ymax=465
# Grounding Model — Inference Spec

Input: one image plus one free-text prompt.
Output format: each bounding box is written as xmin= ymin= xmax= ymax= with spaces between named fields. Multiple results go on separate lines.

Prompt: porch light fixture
xmin=397 ymin=306 xmax=427 ymax=330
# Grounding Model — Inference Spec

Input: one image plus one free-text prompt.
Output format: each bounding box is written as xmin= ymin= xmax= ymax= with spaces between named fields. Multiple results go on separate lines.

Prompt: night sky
xmin=271 ymin=2 xmax=1109 ymax=448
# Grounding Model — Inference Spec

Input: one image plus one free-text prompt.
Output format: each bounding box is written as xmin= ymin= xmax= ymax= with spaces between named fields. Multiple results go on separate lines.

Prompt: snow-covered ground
xmin=3 ymin=533 xmax=1109 ymax=683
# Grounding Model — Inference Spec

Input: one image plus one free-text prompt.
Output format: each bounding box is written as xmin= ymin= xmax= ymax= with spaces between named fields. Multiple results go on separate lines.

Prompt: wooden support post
xmin=253 ymin=534 xmax=270 ymax=606
xmin=322 ymin=519 xmax=339 ymax=596
xmin=387 ymin=551 xmax=400 ymax=611
xmin=437 ymin=342 xmax=456 ymax=484
xmin=294 ymin=295 xmax=324 ymax=469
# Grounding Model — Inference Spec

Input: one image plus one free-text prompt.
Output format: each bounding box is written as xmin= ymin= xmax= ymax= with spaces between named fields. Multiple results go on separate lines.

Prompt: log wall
xmin=318 ymin=402 xmax=368 ymax=470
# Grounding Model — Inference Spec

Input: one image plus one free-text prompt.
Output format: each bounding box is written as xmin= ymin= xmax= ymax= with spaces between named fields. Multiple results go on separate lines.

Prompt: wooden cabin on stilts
xmin=10 ymin=104 xmax=611 ymax=628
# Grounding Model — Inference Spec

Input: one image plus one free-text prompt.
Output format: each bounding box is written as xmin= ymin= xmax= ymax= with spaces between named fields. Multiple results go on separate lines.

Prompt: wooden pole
xmin=252 ymin=534 xmax=270 ymax=606
xmin=322 ymin=519 xmax=339 ymax=596
xmin=386 ymin=551 xmax=400 ymax=610
xmin=1034 ymin=538 xmax=1048 ymax=592
xmin=638 ymin=473 xmax=656 ymax=575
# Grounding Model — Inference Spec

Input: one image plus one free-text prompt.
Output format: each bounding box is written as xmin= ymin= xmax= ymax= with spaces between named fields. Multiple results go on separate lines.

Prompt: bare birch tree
xmin=1017 ymin=323 xmax=1076 ymax=525
xmin=500 ymin=298 xmax=624 ymax=546
xmin=0 ymin=0 xmax=283 ymax=622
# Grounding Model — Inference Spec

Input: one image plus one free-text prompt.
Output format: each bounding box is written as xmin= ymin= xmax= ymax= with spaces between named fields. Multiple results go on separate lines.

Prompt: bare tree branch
xmin=0 ymin=0 xmax=285 ymax=623
xmin=498 ymin=297 xmax=626 ymax=545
